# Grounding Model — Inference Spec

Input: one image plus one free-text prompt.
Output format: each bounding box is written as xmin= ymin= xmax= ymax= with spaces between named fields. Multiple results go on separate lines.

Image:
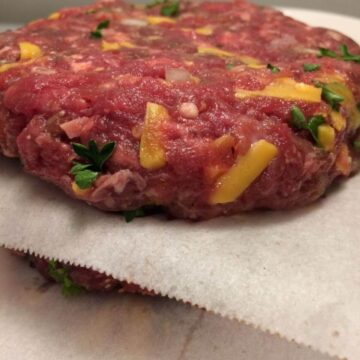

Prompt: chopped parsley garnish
xmin=226 ymin=63 xmax=235 ymax=70
xmin=122 ymin=208 xmax=146 ymax=223
xmin=267 ymin=63 xmax=280 ymax=73
xmin=315 ymin=82 xmax=344 ymax=111
xmin=70 ymin=140 xmax=116 ymax=189
xmin=303 ymin=63 xmax=320 ymax=72
xmin=146 ymin=0 xmax=165 ymax=7
xmin=340 ymin=44 xmax=360 ymax=63
xmin=160 ymin=1 xmax=179 ymax=17
xmin=353 ymin=140 xmax=360 ymax=151
xmin=318 ymin=47 xmax=337 ymax=58
xmin=147 ymin=0 xmax=180 ymax=17
xmin=121 ymin=205 xmax=165 ymax=223
xmin=318 ymin=44 xmax=360 ymax=64
xmin=48 ymin=260 xmax=84 ymax=296
xmin=90 ymin=19 xmax=110 ymax=39
xmin=290 ymin=106 xmax=325 ymax=146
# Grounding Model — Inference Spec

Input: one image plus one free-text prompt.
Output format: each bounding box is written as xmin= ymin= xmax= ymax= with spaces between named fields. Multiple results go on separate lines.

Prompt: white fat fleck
xmin=0 ymin=46 xmax=11 ymax=56
xmin=31 ymin=67 xmax=56 ymax=75
xmin=121 ymin=18 xmax=147 ymax=27
xmin=71 ymin=61 xmax=93 ymax=72
xmin=179 ymin=102 xmax=199 ymax=119
xmin=327 ymin=30 xmax=343 ymax=41
xmin=268 ymin=35 xmax=297 ymax=50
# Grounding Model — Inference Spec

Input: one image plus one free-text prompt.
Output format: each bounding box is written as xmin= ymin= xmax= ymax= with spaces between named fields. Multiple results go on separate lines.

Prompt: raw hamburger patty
xmin=1 ymin=0 xmax=360 ymax=220
xmin=13 ymin=251 xmax=154 ymax=295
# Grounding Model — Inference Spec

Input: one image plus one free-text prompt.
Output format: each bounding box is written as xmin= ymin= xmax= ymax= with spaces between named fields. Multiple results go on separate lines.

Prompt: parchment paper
xmin=0 ymin=248 xmax=334 ymax=360
xmin=1 ymin=8 xmax=360 ymax=360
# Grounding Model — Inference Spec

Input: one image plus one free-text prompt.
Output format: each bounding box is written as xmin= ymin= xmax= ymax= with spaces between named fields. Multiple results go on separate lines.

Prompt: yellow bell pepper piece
xmin=197 ymin=46 xmax=234 ymax=58
xmin=72 ymin=182 xmax=92 ymax=197
xmin=147 ymin=16 xmax=176 ymax=25
xmin=48 ymin=12 xmax=60 ymax=20
xmin=102 ymin=41 xmax=120 ymax=51
xmin=19 ymin=42 xmax=42 ymax=61
xmin=330 ymin=111 xmax=346 ymax=131
xmin=336 ymin=144 xmax=351 ymax=176
xmin=140 ymin=102 xmax=169 ymax=170
xmin=209 ymin=140 xmax=278 ymax=204
xmin=237 ymin=55 xmax=264 ymax=67
xmin=235 ymin=78 xmax=322 ymax=103
xmin=195 ymin=26 xmax=213 ymax=36
xmin=213 ymin=134 xmax=236 ymax=152
xmin=102 ymin=41 xmax=136 ymax=51
xmin=317 ymin=125 xmax=335 ymax=151
xmin=0 ymin=63 xmax=18 ymax=73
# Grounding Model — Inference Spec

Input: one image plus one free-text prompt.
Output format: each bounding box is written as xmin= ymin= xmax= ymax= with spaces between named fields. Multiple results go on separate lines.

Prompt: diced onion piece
xmin=121 ymin=18 xmax=147 ymax=27
xmin=165 ymin=68 xmax=192 ymax=82
xmin=197 ymin=46 xmax=234 ymax=57
xmin=235 ymin=78 xmax=322 ymax=103
xmin=318 ymin=125 xmax=335 ymax=151
xmin=147 ymin=16 xmax=176 ymax=25
xmin=48 ymin=12 xmax=60 ymax=20
xmin=19 ymin=42 xmax=42 ymax=61
xmin=179 ymin=102 xmax=199 ymax=119
xmin=209 ymin=140 xmax=278 ymax=204
xmin=140 ymin=103 xmax=169 ymax=170
xmin=336 ymin=144 xmax=352 ymax=176
xmin=60 ymin=117 xmax=94 ymax=139
xmin=195 ymin=26 xmax=213 ymax=36
xmin=330 ymin=111 xmax=346 ymax=131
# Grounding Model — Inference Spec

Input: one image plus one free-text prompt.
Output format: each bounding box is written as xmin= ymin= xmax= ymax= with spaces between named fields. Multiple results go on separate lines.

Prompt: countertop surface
xmin=0 ymin=0 xmax=359 ymax=23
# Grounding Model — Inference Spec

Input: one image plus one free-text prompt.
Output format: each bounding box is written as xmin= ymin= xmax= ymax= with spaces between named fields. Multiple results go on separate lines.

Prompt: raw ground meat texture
xmin=1 ymin=0 xmax=360 ymax=291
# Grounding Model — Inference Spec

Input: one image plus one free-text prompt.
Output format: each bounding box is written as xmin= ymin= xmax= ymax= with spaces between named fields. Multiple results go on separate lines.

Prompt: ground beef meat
xmin=0 ymin=0 xmax=360 ymax=221
xmin=12 ymin=251 xmax=154 ymax=295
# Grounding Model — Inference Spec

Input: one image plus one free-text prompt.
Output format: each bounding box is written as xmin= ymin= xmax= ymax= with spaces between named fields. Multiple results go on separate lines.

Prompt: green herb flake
xmin=74 ymin=169 xmax=99 ymax=189
xmin=321 ymin=86 xmax=344 ymax=111
xmin=160 ymin=1 xmax=179 ymax=17
xmin=48 ymin=260 xmax=84 ymax=296
xmin=307 ymin=115 xmax=325 ymax=142
xmin=267 ymin=63 xmax=280 ymax=73
xmin=71 ymin=140 xmax=116 ymax=172
xmin=146 ymin=0 xmax=180 ymax=17
xmin=226 ymin=63 xmax=235 ymax=70
xmin=318 ymin=45 xmax=360 ymax=64
xmin=353 ymin=140 xmax=360 ymax=151
xmin=290 ymin=106 xmax=325 ymax=145
xmin=121 ymin=205 xmax=165 ymax=223
xmin=146 ymin=0 xmax=166 ymax=8
xmin=318 ymin=47 xmax=338 ymax=58
xmin=90 ymin=19 xmax=110 ymax=39
xmin=122 ymin=208 xmax=146 ymax=223
xmin=340 ymin=44 xmax=360 ymax=63
xmin=290 ymin=106 xmax=307 ymax=129
xmin=70 ymin=140 xmax=116 ymax=189
xmin=303 ymin=63 xmax=320 ymax=72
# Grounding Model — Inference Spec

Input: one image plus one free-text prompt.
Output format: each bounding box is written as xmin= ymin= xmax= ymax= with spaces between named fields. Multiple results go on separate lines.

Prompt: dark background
xmin=0 ymin=0 xmax=359 ymax=23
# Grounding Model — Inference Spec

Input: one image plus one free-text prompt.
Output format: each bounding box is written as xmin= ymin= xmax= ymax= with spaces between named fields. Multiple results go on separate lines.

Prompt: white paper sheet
xmin=0 ymin=249 xmax=334 ymax=360
xmin=1 ymin=8 xmax=360 ymax=360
